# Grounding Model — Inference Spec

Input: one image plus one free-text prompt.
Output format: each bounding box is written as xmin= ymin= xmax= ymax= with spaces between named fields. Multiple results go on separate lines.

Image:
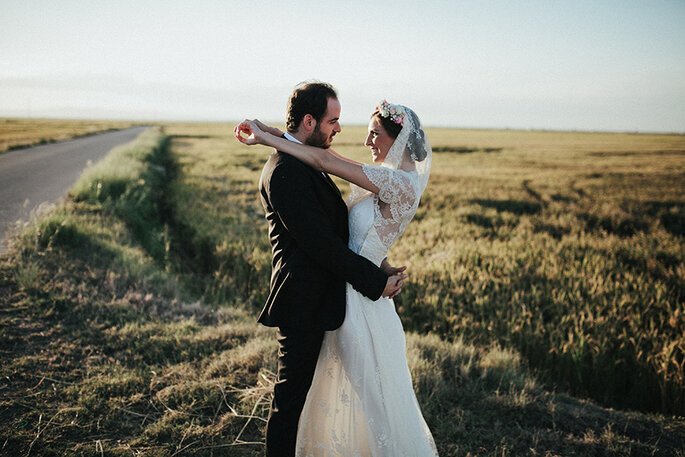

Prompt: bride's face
xmin=365 ymin=116 xmax=395 ymax=163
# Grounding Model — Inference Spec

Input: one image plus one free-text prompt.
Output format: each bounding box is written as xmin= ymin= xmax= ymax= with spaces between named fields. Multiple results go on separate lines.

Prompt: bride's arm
xmin=233 ymin=119 xmax=283 ymax=139
xmin=236 ymin=120 xmax=381 ymax=195
xmin=274 ymin=137 xmax=382 ymax=196
xmin=251 ymin=119 xmax=284 ymax=137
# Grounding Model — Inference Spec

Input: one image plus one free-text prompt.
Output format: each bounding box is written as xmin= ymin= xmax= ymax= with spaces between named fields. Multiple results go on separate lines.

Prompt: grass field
xmin=0 ymin=122 xmax=683 ymax=456
xmin=167 ymin=123 xmax=685 ymax=414
xmin=0 ymin=118 xmax=139 ymax=153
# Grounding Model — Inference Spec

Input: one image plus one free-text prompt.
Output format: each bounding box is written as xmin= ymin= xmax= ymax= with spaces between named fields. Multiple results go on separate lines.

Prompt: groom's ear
xmin=301 ymin=113 xmax=316 ymax=133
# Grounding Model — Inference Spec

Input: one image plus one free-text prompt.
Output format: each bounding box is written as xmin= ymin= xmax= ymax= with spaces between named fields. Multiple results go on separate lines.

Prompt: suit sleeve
xmin=269 ymin=158 xmax=387 ymax=301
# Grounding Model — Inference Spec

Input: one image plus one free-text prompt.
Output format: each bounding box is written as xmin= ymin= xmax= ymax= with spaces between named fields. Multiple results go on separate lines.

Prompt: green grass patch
xmin=70 ymin=128 xmax=170 ymax=262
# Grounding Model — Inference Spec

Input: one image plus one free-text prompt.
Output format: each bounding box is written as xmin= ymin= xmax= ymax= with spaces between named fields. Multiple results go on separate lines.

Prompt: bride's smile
xmin=365 ymin=116 xmax=394 ymax=163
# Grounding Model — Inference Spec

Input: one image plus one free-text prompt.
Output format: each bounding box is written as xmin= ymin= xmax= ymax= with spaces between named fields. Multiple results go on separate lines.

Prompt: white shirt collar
xmin=284 ymin=132 xmax=302 ymax=144
xmin=283 ymin=131 xmax=328 ymax=178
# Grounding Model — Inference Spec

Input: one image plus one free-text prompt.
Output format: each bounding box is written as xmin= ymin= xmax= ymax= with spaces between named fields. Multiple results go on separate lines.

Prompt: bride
xmin=236 ymin=100 xmax=438 ymax=456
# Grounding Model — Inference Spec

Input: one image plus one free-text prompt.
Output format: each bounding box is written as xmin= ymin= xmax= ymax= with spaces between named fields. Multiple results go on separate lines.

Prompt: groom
xmin=257 ymin=81 xmax=406 ymax=456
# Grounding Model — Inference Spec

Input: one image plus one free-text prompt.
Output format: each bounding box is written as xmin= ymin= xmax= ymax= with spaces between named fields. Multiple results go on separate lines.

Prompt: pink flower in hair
xmin=376 ymin=99 xmax=405 ymax=126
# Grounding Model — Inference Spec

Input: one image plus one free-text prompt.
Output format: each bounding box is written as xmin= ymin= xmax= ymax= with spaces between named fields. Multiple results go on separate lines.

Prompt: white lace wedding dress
xmin=295 ymin=163 xmax=439 ymax=456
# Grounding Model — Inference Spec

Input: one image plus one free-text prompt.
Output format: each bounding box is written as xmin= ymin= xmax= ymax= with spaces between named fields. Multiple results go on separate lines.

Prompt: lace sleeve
xmin=361 ymin=165 xmax=418 ymax=221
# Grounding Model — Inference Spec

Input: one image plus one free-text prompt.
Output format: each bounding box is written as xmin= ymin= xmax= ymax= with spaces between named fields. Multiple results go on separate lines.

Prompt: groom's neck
xmin=289 ymin=130 xmax=308 ymax=144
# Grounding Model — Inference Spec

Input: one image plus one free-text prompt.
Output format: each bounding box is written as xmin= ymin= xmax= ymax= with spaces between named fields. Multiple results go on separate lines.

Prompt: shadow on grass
xmin=533 ymin=222 xmax=572 ymax=239
xmin=469 ymin=199 xmax=543 ymax=215
xmin=550 ymin=192 xmax=577 ymax=203
xmin=160 ymin=162 xmax=218 ymax=277
xmin=160 ymin=158 xmax=269 ymax=310
xmin=463 ymin=213 xmax=519 ymax=231
xmin=171 ymin=134 xmax=212 ymax=139
xmin=464 ymin=213 xmax=499 ymax=229
xmin=641 ymin=200 xmax=685 ymax=237
xmin=468 ymin=392 xmax=684 ymax=455
xmin=0 ymin=247 xmax=270 ymax=456
xmin=576 ymin=211 xmax=651 ymax=237
xmin=433 ymin=146 xmax=503 ymax=154
xmin=238 ymin=158 xmax=265 ymax=172
xmin=410 ymin=334 xmax=685 ymax=456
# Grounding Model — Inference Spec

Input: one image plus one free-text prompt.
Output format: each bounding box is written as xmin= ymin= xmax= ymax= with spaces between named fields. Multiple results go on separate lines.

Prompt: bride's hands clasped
xmin=234 ymin=119 xmax=264 ymax=146
xmin=235 ymin=119 xmax=283 ymax=146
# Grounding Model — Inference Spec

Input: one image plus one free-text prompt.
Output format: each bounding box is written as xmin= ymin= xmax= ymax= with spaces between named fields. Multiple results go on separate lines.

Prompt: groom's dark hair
xmin=286 ymin=81 xmax=338 ymax=133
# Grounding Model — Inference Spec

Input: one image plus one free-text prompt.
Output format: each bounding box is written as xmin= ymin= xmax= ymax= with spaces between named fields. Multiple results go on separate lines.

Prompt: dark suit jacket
xmin=258 ymin=149 xmax=387 ymax=331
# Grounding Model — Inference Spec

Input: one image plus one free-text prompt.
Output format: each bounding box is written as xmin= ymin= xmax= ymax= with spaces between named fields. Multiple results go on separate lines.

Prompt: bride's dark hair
xmin=372 ymin=111 xmax=403 ymax=139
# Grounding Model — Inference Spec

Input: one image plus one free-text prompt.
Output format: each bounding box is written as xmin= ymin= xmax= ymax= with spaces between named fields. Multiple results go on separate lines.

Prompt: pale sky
xmin=1 ymin=0 xmax=684 ymax=132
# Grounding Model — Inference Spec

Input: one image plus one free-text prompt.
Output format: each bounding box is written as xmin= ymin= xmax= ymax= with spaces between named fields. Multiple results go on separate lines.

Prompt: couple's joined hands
xmin=382 ymin=258 xmax=407 ymax=299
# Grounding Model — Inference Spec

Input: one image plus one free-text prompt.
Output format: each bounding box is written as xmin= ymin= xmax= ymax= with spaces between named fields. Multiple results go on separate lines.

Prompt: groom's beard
xmin=306 ymin=124 xmax=334 ymax=148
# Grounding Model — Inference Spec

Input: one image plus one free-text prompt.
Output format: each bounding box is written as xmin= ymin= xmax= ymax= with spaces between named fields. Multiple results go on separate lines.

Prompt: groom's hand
xmin=382 ymin=274 xmax=408 ymax=299
xmin=381 ymin=257 xmax=407 ymax=276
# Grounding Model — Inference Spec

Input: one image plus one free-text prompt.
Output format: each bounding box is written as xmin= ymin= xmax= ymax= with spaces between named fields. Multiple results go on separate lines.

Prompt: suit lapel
xmin=279 ymin=133 xmax=342 ymax=199
xmin=320 ymin=172 xmax=342 ymax=198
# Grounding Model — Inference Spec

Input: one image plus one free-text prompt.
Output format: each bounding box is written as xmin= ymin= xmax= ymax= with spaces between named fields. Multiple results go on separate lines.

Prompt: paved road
xmin=0 ymin=126 xmax=150 ymax=254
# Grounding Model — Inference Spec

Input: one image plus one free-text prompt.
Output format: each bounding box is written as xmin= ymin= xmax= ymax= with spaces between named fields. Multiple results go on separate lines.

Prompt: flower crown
xmin=375 ymin=100 xmax=405 ymax=125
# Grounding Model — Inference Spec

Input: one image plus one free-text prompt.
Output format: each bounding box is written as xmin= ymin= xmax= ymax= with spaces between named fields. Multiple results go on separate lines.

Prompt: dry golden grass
xmin=165 ymin=122 xmax=684 ymax=414
xmin=1 ymin=123 xmax=683 ymax=456
xmin=0 ymin=118 xmax=139 ymax=152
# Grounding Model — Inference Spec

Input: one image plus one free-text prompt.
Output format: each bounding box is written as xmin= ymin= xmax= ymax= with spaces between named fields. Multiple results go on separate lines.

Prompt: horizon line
xmin=1 ymin=115 xmax=684 ymax=136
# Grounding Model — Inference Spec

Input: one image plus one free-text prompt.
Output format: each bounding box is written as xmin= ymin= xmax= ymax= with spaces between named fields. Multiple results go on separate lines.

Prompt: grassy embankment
xmin=0 ymin=124 xmax=683 ymax=456
xmin=0 ymin=118 xmax=139 ymax=153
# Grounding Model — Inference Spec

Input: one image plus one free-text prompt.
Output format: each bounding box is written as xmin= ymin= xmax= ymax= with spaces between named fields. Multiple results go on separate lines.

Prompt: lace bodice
xmin=346 ymin=165 xmax=420 ymax=265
